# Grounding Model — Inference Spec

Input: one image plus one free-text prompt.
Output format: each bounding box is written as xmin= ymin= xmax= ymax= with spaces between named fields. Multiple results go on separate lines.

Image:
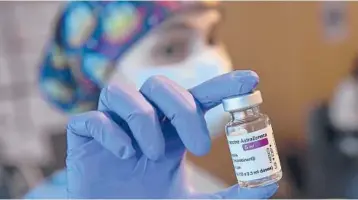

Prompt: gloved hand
xmin=66 ymin=70 xmax=279 ymax=198
xmin=24 ymin=170 xmax=67 ymax=199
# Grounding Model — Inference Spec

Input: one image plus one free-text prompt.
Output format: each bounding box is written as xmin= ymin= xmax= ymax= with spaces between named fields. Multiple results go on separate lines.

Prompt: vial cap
xmin=222 ymin=90 xmax=263 ymax=112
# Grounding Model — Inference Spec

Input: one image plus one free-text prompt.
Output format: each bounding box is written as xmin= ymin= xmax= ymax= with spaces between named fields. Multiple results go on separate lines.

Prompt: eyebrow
xmin=157 ymin=16 xmax=222 ymax=36
xmin=157 ymin=21 xmax=193 ymax=33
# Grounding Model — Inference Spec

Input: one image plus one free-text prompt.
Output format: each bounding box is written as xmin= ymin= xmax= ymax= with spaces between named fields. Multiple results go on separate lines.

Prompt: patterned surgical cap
xmin=39 ymin=1 xmax=219 ymax=113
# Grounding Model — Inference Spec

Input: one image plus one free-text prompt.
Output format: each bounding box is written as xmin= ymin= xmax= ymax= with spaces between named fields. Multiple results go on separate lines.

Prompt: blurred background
xmin=1 ymin=1 xmax=358 ymax=198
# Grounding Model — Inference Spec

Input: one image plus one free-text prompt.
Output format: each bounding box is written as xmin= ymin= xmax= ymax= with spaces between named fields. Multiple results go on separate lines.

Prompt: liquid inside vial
xmin=225 ymin=107 xmax=282 ymax=188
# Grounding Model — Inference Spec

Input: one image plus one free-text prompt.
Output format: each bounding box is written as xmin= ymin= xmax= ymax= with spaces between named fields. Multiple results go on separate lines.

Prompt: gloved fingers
xmin=140 ymin=76 xmax=211 ymax=156
xmin=67 ymin=111 xmax=136 ymax=159
xmin=194 ymin=183 xmax=278 ymax=199
xmin=189 ymin=70 xmax=259 ymax=113
xmin=98 ymin=83 xmax=165 ymax=160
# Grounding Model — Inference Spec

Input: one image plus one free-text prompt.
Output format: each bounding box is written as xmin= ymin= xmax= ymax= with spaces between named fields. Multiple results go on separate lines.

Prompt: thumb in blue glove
xmin=66 ymin=70 xmax=278 ymax=198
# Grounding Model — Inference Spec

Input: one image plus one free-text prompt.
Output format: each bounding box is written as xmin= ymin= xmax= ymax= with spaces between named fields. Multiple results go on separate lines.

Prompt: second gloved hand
xmin=66 ymin=70 xmax=278 ymax=198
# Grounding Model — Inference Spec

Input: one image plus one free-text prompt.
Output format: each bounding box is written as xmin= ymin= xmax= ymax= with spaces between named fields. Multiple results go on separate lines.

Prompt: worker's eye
xmin=206 ymin=24 xmax=220 ymax=46
xmin=150 ymin=36 xmax=192 ymax=66
xmin=164 ymin=46 xmax=174 ymax=55
xmin=160 ymin=42 xmax=188 ymax=58
xmin=207 ymin=31 xmax=217 ymax=46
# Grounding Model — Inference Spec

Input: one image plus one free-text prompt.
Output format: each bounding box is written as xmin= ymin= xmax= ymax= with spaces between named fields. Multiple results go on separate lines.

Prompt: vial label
xmin=227 ymin=125 xmax=281 ymax=181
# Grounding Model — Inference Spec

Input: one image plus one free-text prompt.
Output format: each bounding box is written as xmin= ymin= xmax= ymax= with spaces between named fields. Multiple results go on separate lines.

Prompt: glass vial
xmin=222 ymin=90 xmax=282 ymax=188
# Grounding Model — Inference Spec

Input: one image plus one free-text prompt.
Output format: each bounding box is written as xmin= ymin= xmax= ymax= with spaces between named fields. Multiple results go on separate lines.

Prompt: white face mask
xmin=110 ymin=47 xmax=231 ymax=138
xmin=129 ymin=47 xmax=231 ymax=90
xmin=109 ymin=9 xmax=231 ymax=137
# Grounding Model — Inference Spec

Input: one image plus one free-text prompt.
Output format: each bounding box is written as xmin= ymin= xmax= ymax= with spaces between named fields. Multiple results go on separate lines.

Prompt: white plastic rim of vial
xmin=222 ymin=90 xmax=263 ymax=112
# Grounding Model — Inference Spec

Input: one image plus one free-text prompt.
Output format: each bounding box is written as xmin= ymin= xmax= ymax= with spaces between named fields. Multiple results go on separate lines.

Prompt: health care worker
xmin=25 ymin=1 xmax=278 ymax=198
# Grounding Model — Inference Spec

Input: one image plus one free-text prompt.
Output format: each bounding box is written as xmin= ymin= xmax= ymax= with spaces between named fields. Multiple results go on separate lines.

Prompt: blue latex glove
xmin=24 ymin=170 xmax=67 ymax=199
xmin=66 ymin=70 xmax=278 ymax=198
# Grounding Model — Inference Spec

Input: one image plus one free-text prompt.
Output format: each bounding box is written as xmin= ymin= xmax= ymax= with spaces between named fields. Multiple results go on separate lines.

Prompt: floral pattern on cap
xmin=39 ymin=1 xmax=218 ymax=113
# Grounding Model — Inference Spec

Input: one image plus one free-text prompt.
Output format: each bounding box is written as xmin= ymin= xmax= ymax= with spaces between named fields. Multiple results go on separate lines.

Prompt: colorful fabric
xmin=39 ymin=1 xmax=218 ymax=113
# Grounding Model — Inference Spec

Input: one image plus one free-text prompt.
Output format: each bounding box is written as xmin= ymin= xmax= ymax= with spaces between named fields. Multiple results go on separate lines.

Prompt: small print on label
xmin=227 ymin=125 xmax=281 ymax=181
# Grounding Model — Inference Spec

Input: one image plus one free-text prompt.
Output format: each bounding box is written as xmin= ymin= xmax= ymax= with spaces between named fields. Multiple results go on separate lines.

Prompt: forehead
xmin=155 ymin=8 xmax=222 ymax=33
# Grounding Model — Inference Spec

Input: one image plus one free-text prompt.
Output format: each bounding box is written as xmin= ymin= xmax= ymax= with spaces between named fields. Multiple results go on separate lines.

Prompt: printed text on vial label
xmin=227 ymin=126 xmax=281 ymax=181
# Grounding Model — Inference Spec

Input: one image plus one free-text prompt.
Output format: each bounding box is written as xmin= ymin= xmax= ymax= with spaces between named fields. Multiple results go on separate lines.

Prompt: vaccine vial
xmin=222 ymin=90 xmax=282 ymax=188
